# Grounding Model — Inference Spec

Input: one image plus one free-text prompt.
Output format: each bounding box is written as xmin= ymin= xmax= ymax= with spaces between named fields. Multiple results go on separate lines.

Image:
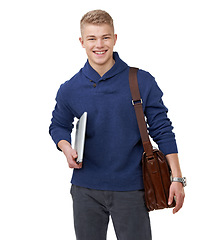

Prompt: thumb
xmin=71 ymin=149 xmax=78 ymax=159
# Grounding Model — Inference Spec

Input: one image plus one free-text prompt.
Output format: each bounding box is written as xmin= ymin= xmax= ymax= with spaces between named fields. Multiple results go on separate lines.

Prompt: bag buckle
xmin=132 ymin=99 xmax=143 ymax=105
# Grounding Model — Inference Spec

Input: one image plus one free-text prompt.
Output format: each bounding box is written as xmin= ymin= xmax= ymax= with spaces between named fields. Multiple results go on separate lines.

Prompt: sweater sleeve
xmin=144 ymin=78 xmax=178 ymax=155
xmin=49 ymin=85 xmax=74 ymax=150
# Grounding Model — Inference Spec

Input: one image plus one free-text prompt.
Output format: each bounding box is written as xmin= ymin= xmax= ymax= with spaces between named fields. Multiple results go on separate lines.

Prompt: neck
xmin=89 ymin=58 xmax=115 ymax=77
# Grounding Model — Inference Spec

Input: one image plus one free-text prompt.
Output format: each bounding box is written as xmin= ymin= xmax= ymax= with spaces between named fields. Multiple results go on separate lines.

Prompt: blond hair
xmin=80 ymin=10 xmax=114 ymax=34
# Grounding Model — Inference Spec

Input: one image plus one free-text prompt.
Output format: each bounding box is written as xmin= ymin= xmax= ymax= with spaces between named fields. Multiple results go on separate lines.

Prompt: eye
xmin=88 ymin=38 xmax=95 ymax=41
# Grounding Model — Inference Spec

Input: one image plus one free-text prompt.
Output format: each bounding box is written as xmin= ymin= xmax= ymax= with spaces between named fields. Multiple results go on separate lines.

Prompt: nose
xmin=96 ymin=38 xmax=104 ymax=48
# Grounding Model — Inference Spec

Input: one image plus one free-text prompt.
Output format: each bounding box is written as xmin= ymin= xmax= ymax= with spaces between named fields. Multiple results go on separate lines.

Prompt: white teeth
xmin=95 ymin=51 xmax=106 ymax=55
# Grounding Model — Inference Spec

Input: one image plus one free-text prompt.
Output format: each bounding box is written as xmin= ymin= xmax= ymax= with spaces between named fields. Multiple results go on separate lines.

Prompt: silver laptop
xmin=74 ymin=112 xmax=87 ymax=163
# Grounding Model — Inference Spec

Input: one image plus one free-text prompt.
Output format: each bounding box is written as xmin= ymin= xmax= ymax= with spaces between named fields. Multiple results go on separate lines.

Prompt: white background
xmin=0 ymin=0 xmax=198 ymax=239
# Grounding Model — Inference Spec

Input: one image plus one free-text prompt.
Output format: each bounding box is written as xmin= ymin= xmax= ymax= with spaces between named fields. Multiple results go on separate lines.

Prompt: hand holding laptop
xmin=74 ymin=112 xmax=87 ymax=164
xmin=58 ymin=112 xmax=87 ymax=169
xmin=58 ymin=140 xmax=82 ymax=169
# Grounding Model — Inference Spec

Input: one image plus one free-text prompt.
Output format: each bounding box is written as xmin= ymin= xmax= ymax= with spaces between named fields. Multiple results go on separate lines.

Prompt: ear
xmin=114 ymin=34 xmax=117 ymax=46
xmin=79 ymin=37 xmax=85 ymax=48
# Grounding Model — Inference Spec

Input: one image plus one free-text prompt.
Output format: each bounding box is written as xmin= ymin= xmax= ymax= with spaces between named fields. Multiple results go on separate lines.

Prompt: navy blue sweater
xmin=49 ymin=52 xmax=178 ymax=191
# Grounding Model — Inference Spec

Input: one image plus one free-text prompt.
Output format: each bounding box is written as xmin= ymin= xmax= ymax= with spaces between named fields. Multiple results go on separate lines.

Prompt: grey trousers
xmin=70 ymin=185 xmax=152 ymax=240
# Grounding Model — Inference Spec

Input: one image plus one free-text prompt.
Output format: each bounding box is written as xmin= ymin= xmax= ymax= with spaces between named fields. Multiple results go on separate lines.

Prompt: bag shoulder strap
xmin=129 ymin=67 xmax=153 ymax=158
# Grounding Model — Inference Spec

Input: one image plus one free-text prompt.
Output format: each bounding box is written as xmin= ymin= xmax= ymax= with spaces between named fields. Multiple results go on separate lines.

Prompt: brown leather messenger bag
xmin=129 ymin=67 xmax=176 ymax=211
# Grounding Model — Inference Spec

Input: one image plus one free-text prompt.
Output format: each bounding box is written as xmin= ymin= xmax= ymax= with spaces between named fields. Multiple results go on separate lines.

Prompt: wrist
xmin=58 ymin=140 xmax=72 ymax=153
xmin=171 ymin=177 xmax=187 ymax=187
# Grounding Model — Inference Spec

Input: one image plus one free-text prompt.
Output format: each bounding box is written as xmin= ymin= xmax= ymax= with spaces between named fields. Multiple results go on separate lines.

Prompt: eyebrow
xmin=86 ymin=35 xmax=95 ymax=38
xmin=86 ymin=33 xmax=112 ymax=39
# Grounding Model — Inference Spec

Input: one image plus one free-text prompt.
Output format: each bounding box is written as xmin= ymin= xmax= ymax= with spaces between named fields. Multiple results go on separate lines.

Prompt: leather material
xmin=129 ymin=67 xmax=175 ymax=211
xmin=142 ymin=150 xmax=175 ymax=211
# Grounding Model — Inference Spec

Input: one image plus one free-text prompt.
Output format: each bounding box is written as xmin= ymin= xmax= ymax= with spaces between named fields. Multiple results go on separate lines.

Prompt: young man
xmin=49 ymin=10 xmax=185 ymax=240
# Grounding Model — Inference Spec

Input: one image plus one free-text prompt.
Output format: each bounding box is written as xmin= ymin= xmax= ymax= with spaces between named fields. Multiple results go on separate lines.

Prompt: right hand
xmin=58 ymin=140 xmax=82 ymax=169
xmin=64 ymin=146 xmax=82 ymax=169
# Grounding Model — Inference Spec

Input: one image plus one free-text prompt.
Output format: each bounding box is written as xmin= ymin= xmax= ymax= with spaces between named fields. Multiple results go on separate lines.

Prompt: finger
xmin=67 ymin=156 xmax=82 ymax=169
xmin=68 ymin=157 xmax=79 ymax=167
xmin=68 ymin=160 xmax=81 ymax=169
xmin=173 ymin=194 xmax=184 ymax=214
xmin=71 ymin=151 xmax=82 ymax=169
xmin=173 ymin=202 xmax=181 ymax=214
xmin=168 ymin=188 xmax=175 ymax=205
xmin=77 ymin=162 xmax=83 ymax=168
xmin=65 ymin=149 xmax=81 ymax=169
xmin=72 ymin=151 xmax=78 ymax=159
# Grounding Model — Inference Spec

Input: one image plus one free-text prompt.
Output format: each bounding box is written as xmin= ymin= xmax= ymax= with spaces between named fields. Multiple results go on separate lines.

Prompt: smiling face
xmin=79 ymin=23 xmax=117 ymax=76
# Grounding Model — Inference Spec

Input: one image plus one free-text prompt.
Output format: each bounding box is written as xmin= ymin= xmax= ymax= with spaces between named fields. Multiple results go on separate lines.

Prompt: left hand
xmin=168 ymin=182 xmax=185 ymax=214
